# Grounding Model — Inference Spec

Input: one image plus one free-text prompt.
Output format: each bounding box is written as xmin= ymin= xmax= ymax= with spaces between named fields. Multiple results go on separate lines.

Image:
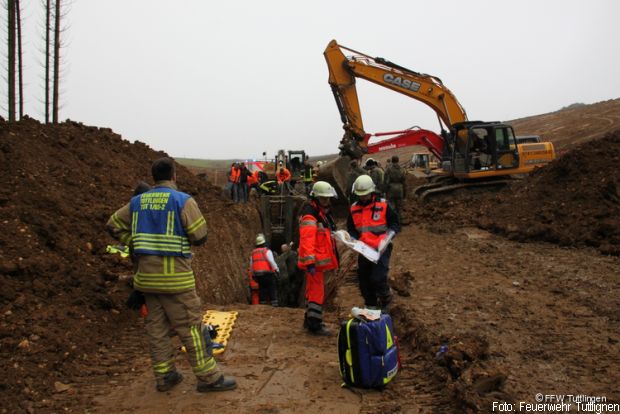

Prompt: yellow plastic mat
xmin=202 ymin=310 xmax=238 ymax=355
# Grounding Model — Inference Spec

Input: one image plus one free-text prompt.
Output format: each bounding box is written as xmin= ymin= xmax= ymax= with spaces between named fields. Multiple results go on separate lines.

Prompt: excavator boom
xmin=324 ymin=39 xmax=467 ymax=157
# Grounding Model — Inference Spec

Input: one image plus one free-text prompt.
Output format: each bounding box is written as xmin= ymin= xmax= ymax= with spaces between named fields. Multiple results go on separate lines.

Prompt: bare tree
xmin=44 ymin=0 xmax=50 ymax=122
xmin=7 ymin=0 xmax=16 ymax=122
xmin=15 ymin=0 xmax=22 ymax=119
xmin=52 ymin=0 xmax=60 ymax=123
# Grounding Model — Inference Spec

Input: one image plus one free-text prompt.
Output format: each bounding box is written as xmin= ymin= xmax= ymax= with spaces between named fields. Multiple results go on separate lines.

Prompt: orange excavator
xmin=321 ymin=39 xmax=556 ymax=200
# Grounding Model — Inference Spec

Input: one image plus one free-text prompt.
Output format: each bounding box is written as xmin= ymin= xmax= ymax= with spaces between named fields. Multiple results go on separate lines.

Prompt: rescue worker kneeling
xmin=298 ymin=181 xmax=339 ymax=336
xmin=250 ymin=234 xmax=280 ymax=306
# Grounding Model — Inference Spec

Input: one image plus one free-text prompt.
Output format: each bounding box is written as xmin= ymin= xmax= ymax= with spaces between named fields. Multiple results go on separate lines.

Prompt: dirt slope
xmin=0 ymin=118 xmax=260 ymax=413
xmin=510 ymin=98 xmax=620 ymax=149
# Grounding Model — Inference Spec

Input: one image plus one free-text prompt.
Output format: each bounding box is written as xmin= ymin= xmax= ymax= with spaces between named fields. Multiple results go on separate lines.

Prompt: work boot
xmin=156 ymin=371 xmax=183 ymax=392
xmin=309 ymin=324 xmax=331 ymax=337
xmin=196 ymin=374 xmax=237 ymax=393
xmin=379 ymin=291 xmax=393 ymax=314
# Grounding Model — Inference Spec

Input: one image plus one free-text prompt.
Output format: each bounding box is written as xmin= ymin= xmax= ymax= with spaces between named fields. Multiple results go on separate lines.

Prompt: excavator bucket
xmin=316 ymin=155 xmax=353 ymax=200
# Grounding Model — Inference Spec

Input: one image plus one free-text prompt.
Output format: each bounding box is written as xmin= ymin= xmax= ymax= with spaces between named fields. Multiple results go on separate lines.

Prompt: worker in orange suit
xmin=229 ymin=163 xmax=241 ymax=202
xmin=249 ymin=233 xmax=280 ymax=306
xmin=276 ymin=161 xmax=292 ymax=194
xmin=247 ymin=268 xmax=260 ymax=305
xmin=297 ymin=181 xmax=339 ymax=336
xmin=247 ymin=169 xmax=260 ymax=195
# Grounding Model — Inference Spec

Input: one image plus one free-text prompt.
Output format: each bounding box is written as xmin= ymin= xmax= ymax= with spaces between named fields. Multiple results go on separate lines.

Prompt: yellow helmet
xmin=352 ymin=174 xmax=375 ymax=196
xmin=255 ymin=233 xmax=266 ymax=246
xmin=310 ymin=181 xmax=337 ymax=198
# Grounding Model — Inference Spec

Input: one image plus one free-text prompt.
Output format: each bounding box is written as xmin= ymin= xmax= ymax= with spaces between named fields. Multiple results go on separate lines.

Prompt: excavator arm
xmin=367 ymin=127 xmax=444 ymax=160
xmin=324 ymin=39 xmax=468 ymax=158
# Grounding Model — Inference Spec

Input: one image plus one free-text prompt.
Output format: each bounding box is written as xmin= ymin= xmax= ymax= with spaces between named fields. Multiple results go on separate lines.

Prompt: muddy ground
xmin=56 ymin=225 xmax=620 ymax=414
xmin=1 ymin=99 xmax=619 ymax=413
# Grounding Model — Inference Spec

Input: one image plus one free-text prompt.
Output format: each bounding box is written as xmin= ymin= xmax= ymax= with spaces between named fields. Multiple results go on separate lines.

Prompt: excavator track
xmin=412 ymin=176 xmax=458 ymax=197
xmin=417 ymin=179 xmax=511 ymax=202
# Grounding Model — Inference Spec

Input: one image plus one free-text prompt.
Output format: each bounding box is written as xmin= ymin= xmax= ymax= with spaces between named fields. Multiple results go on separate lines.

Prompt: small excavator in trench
xmin=320 ymin=39 xmax=556 ymax=201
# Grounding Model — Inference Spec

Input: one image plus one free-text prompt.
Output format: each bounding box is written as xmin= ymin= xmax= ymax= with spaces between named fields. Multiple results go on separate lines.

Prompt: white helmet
xmin=352 ymin=174 xmax=375 ymax=196
xmin=255 ymin=233 xmax=266 ymax=246
xmin=310 ymin=181 xmax=337 ymax=198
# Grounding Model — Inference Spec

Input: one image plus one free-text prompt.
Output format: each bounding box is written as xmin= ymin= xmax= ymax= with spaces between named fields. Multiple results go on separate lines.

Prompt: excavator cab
xmin=451 ymin=122 xmax=519 ymax=176
xmin=287 ymin=150 xmax=306 ymax=179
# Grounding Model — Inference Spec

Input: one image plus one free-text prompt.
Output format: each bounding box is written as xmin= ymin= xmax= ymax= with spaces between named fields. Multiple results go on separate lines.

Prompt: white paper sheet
xmin=333 ymin=230 xmax=380 ymax=263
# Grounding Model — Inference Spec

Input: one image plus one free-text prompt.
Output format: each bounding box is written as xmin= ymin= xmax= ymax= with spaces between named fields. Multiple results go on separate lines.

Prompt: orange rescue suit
xmin=350 ymin=197 xmax=389 ymax=249
xmin=247 ymin=268 xmax=259 ymax=305
xmin=298 ymin=201 xmax=338 ymax=271
xmin=277 ymin=167 xmax=291 ymax=184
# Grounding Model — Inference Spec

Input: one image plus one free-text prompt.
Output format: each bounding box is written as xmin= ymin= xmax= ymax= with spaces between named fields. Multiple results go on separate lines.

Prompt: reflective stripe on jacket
xmin=130 ymin=188 xmax=192 ymax=258
xmin=107 ymin=182 xmax=207 ymax=294
xmin=303 ymin=166 xmax=314 ymax=182
xmin=350 ymin=196 xmax=388 ymax=249
xmin=251 ymin=247 xmax=275 ymax=275
xmin=297 ymin=201 xmax=338 ymax=271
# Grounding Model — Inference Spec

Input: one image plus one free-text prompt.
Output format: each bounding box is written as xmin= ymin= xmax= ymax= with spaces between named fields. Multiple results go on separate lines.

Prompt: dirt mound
xmin=405 ymin=130 xmax=620 ymax=256
xmin=478 ymin=130 xmax=620 ymax=254
xmin=0 ymin=117 xmax=259 ymax=412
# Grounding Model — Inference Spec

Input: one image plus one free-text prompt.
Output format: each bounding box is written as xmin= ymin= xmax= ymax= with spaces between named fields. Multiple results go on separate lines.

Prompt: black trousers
xmin=357 ymin=244 xmax=392 ymax=307
xmin=254 ymin=273 xmax=278 ymax=306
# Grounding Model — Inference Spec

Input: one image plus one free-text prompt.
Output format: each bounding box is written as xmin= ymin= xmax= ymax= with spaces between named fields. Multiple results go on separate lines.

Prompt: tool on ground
xmin=106 ymin=244 xmax=130 ymax=258
xmin=202 ymin=310 xmax=238 ymax=355
xmin=180 ymin=311 xmax=238 ymax=355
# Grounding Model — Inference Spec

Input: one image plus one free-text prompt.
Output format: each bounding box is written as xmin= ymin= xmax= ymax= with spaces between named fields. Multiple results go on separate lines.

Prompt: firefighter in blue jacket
xmin=107 ymin=157 xmax=236 ymax=393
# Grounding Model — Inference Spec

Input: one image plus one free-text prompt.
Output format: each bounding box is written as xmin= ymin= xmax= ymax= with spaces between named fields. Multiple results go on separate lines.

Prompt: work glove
xmin=307 ymin=264 xmax=316 ymax=276
xmin=126 ymin=290 xmax=145 ymax=310
xmin=275 ymin=271 xmax=281 ymax=281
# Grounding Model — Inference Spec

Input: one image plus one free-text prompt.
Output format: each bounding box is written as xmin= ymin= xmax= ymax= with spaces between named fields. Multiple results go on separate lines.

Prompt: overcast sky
xmin=4 ymin=0 xmax=620 ymax=159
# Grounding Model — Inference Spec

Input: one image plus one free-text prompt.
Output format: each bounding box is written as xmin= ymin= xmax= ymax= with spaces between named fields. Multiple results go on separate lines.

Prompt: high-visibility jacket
xmin=298 ymin=201 xmax=338 ymax=271
xmin=277 ymin=167 xmax=291 ymax=184
xmin=129 ymin=187 xmax=192 ymax=258
xmin=250 ymin=247 xmax=276 ymax=275
xmin=230 ymin=166 xmax=240 ymax=183
xmin=247 ymin=170 xmax=259 ymax=186
xmin=107 ymin=181 xmax=207 ymax=294
xmin=350 ymin=196 xmax=389 ymax=249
